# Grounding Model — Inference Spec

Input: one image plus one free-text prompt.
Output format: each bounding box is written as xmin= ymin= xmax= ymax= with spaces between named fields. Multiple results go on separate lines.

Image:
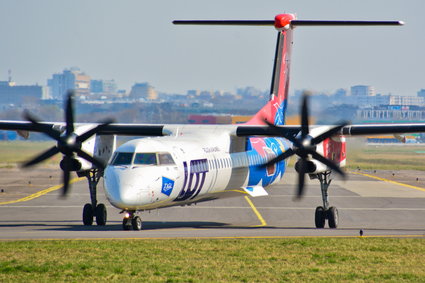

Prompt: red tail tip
xmin=274 ymin=14 xmax=296 ymax=29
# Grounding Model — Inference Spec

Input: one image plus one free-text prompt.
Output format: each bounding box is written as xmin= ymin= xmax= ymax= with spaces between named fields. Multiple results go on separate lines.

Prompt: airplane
xmin=1 ymin=13 xmax=425 ymax=231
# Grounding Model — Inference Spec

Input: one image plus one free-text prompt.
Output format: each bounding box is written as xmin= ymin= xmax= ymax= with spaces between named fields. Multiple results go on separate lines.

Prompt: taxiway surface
xmin=0 ymin=168 xmax=424 ymax=239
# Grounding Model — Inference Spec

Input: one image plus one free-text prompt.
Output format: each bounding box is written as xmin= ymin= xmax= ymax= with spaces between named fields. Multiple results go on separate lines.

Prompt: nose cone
xmin=103 ymin=166 xmax=158 ymax=209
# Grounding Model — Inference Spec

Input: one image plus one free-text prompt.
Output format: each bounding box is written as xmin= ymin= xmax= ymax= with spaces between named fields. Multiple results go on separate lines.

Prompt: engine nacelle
xmin=60 ymin=158 xmax=82 ymax=172
xmin=294 ymin=159 xmax=328 ymax=174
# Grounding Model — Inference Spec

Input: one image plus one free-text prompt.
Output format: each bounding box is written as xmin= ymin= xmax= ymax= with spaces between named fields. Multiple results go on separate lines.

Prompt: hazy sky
xmin=1 ymin=0 xmax=424 ymax=96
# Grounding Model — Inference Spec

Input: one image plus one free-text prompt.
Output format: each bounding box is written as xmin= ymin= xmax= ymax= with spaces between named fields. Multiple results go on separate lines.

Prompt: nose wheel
xmin=122 ymin=212 xmax=142 ymax=231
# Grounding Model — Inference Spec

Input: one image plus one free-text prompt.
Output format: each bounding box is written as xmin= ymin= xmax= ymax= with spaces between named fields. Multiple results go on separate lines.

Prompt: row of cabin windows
xmin=248 ymin=153 xmax=270 ymax=166
xmin=208 ymin=157 xmax=232 ymax=170
xmin=110 ymin=152 xmax=268 ymax=169
xmin=206 ymin=153 xmax=250 ymax=170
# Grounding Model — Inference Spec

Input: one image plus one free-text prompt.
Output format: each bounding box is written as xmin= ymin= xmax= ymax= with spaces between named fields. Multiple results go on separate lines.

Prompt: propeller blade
xmin=22 ymin=146 xmax=60 ymax=168
xmin=75 ymin=149 xmax=106 ymax=169
xmin=23 ymin=111 xmax=61 ymax=141
xmin=310 ymin=122 xmax=349 ymax=145
xmin=262 ymin=119 xmax=297 ymax=141
xmin=62 ymin=169 xmax=71 ymax=196
xmin=264 ymin=148 xmax=295 ymax=166
xmin=300 ymin=94 xmax=310 ymax=139
xmin=306 ymin=149 xmax=346 ymax=177
xmin=65 ymin=91 xmax=75 ymax=136
xmin=296 ymin=159 xmax=307 ymax=198
xmin=76 ymin=119 xmax=115 ymax=143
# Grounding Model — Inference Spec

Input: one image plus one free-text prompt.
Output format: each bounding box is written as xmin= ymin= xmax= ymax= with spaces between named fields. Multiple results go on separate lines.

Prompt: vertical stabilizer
xmin=247 ymin=14 xmax=295 ymax=126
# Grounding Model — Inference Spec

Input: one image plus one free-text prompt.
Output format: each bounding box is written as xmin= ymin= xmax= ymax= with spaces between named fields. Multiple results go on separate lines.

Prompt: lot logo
xmin=174 ymin=159 xmax=209 ymax=202
xmin=161 ymin=177 xmax=175 ymax=196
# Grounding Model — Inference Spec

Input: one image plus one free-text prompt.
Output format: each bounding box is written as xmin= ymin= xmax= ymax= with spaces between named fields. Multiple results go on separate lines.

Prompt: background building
xmin=351 ymin=85 xmax=375 ymax=96
xmin=129 ymin=82 xmax=158 ymax=100
xmin=0 ymin=72 xmax=42 ymax=104
xmin=90 ymin=79 xmax=117 ymax=95
xmin=47 ymin=67 xmax=91 ymax=99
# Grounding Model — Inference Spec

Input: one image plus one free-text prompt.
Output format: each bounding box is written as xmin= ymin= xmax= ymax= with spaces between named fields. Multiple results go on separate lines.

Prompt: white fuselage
xmin=103 ymin=127 xmax=289 ymax=211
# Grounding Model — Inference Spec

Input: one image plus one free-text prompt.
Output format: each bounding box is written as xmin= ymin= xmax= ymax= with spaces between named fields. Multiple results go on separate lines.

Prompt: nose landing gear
xmin=122 ymin=211 xmax=142 ymax=231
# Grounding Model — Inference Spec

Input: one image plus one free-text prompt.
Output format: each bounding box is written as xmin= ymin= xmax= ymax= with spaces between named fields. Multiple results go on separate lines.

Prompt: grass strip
xmin=0 ymin=238 xmax=424 ymax=282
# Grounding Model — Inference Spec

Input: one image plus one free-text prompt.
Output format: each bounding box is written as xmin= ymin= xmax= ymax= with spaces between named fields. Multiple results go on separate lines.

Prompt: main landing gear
xmin=79 ymin=169 xmax=108 ymax=226
xmin=311 ymin=171 xmax=338 ymax=229
xmin=122 ymin=211 xmax=142 ymax=231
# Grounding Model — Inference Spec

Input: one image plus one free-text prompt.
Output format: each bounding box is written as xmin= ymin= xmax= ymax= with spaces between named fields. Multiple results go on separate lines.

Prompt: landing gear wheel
xmin=315 ymin=206 xmax=326 ymax=228
xmin=327 ymin=206 xmax=338 ymax=228
xmin=95 ymin=203 xmax=107 ymax=226
xmin=122 ymin=218 xmax=132 ymax=230
xmin=132 ymin=216 xmax=142 ymax=231
xmin=82 ymin=203 xmax=94 ymax=226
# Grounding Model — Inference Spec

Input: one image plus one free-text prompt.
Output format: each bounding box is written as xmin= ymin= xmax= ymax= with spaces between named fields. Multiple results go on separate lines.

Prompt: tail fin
xmin=174 ymin=14 xmax=297 ymax=126
xmin=173 ymin=15 xmax=403 ymax=126
xmin=247 ymin=14 xmax=295 ymax=126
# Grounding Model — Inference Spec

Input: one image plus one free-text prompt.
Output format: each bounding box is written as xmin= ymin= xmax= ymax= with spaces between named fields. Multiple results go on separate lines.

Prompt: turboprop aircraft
xmin=1 ymin=14 xmax=425 ymax=231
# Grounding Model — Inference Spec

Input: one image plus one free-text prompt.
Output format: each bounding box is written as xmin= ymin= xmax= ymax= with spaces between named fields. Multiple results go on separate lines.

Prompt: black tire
xmin=122 ymin=218 xmax=132 ymax=231
xmin=327 ymin=206 xmax=339 ymax=229
xmin=315 ymin=206 xmax=326 ymax=228
xmin=95 ymin=203 xmax=107 ymax=226
xmin=82 ymin=203 xmax=93 ymax=226
xmin=132 ymin=216 xmax=142 ymax=231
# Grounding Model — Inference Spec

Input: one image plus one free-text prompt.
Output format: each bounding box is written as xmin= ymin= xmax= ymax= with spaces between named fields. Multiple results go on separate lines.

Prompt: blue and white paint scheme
xmin=103 ymin=127 xmax=291 ymax=211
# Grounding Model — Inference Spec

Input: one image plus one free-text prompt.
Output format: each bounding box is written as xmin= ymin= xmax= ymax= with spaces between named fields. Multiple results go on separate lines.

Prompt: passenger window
xmin=112 ymin=152 xmax=134 ymax=166
xmin=134 ymin=153 xmax=157 ymax=165
xmin=158 ymin=153 xmax=175 ymax=165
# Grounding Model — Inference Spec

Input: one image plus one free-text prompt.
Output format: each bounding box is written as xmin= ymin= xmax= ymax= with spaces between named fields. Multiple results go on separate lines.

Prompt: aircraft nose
xmin=103 ymin=166 xmax=159 ymax=209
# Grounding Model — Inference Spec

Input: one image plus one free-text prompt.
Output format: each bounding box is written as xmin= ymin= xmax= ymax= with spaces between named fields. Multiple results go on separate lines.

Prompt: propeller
xmin=22 ymin=91 xmax=114 ymax=196
xmin=264 ymin=92 xmax=348 ymax=198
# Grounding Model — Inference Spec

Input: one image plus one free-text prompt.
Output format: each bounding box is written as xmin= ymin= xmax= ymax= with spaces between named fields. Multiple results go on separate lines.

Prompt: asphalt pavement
xmin=0 ymin=168 xmax=424 ymax=239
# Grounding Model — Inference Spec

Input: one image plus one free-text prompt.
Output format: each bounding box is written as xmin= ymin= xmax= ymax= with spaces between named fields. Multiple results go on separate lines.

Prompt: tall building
xmin=129 ymin=82 xmax=158 ymax=100
xmin=48 ymin=67 xmax=90 ymax=99
xmin=351 ymin=85 xmax=375 ymax=96
xmin=90 ymin=80 xmax=103 ymax=93
xmin=90 ymin=79 xmax=117 ymax=94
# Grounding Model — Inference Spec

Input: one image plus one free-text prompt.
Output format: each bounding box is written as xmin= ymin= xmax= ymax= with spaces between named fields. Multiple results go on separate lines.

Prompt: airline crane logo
xmin=161 ymin=177 xmax=175 ymax=196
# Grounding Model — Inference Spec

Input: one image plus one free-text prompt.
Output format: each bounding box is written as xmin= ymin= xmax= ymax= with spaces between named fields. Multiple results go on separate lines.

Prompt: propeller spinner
xmin=22 ymin=91 xmax=114 ymax=196
xmin=265 ymin=93 xmax=348 ymax=198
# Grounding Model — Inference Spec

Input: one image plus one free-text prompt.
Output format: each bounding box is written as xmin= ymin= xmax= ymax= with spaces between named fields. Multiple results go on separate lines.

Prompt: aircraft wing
xmin=235 ymin=124 xmax=425 ymax=137
xmin=1 ymin=120 xmax=425 ymax=138
xmin=0 ymin=121 xmax=168 ymax=137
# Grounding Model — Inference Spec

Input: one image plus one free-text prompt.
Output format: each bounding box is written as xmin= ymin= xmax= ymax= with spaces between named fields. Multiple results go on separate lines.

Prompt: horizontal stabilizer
xmin=173 ymin=20 xmax=274 ymax=26
xmin=291 ymin=20 xmax=404 ymax=26
xmin=173 ymin=19 xmax=404 ymax=28
xmin=243 ymin=186 xmax=269 ymax=197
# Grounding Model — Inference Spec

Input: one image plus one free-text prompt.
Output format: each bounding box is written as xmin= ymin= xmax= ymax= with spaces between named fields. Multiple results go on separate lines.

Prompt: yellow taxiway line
xmin=350 ymin=171 xmax=425 ymax=193
xmin=244 ymin=196 xmax=267 ymax=227
xmin=0 ymin=177 xmax=85 ymax=205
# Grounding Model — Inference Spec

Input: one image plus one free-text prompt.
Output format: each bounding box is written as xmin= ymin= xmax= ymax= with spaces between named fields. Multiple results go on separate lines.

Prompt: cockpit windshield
xmin=134 ymin=153 xmax=157 ymax=165
xmin=110 ymin=152 xmax=176 ymax=166
xmin=111 ymin=152 xmax=134 ymax=166
xmin=158 ymin=153 xmax=175 ymax=165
